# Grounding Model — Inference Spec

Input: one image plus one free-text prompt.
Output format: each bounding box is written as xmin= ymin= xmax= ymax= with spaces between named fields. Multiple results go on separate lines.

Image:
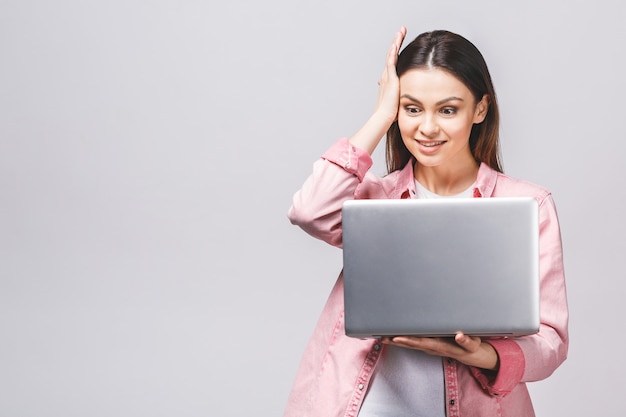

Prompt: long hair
xmin=386 ymin=30 xmax=503 ymax=174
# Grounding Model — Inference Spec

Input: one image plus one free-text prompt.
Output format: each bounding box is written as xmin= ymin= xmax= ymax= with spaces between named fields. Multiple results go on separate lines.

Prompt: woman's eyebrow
xmin=400 ymin=94 xmax=465 ymax=106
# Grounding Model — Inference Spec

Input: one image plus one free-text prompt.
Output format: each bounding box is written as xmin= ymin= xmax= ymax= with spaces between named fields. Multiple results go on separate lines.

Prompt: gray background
xmin=1 ymin=0 xmax=623 ymax=415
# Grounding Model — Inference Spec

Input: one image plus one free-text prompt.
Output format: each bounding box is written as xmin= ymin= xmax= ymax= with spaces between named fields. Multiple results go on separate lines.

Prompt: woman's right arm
xmin=287 ymin=27 xmax=408 ymax=248
xmin=287 ymin=138 xmax=372 ymax=248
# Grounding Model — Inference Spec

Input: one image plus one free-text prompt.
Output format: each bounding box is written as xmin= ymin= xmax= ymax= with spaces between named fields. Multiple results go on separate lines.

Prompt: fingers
xmin=384 ymin=336 xmax=457 ymax=357
xmin=380 ymin=26 xmax=407 ymax=81
xmin=395 ymin=26 xmax=407 ymax=53
xmin=454 ymin=332 xmax=482 ymax=353
xmin=383 ymin=333 xmax=481 ymax=356
xmin=386 ymin=26 xmax=407 ymax=69
xmin=374 ymin=27 xmax=407 ymax=119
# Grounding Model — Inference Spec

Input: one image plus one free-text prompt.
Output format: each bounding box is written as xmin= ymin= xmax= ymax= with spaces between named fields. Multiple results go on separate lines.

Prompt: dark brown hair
xmin=386 ymin=30 xmax=503 ymax=173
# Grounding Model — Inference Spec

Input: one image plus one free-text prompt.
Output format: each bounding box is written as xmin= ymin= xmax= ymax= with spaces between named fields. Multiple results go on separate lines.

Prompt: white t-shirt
xmin=358 ymin=180 xmax=475 ymax=417
xmin=414 ymin=179 xmax=476 ymax=199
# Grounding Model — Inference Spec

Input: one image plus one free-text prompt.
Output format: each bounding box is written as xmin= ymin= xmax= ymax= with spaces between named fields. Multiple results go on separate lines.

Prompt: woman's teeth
xmin=420 ymin=141 xmax=445 ymax=147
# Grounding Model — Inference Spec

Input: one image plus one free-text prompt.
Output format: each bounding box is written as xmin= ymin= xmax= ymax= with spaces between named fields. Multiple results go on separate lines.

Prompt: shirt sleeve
xmin=287 ymin=138 xmax=373 ymax=247
xmin=321 ymin=137 xmax=372 ymax=182
xmin=468 ymin=339 xmax=526 ymax=396
xmin=515 ymin=194 xmax=569 ymax=381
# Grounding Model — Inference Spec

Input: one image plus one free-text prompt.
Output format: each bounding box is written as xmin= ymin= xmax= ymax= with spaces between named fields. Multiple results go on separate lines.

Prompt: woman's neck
xmin=414 ymin=159 xmax=479 ymax=196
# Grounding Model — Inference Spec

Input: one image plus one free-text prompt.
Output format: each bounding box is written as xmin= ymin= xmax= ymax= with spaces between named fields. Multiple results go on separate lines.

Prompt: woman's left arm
xmin=470 ymin=194 xmax=569 ymax=393
xmin=385 ymin=194 xmax=569 ymax=395
xmin=513 ymin=194 xmax=569 ymax=380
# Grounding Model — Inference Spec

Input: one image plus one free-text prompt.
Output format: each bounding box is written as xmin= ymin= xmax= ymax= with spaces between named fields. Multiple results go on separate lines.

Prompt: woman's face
xmin=397 ymin=68 xmax=488 ymax=170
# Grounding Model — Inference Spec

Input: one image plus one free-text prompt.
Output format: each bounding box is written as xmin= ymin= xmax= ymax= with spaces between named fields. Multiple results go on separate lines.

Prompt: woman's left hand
xmin=381 ymin=332 xmax=500 ymax=371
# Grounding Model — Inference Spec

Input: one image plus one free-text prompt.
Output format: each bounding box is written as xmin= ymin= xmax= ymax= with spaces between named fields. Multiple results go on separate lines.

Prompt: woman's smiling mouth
xmin=417 ymin=140 xmax=446 ymax=147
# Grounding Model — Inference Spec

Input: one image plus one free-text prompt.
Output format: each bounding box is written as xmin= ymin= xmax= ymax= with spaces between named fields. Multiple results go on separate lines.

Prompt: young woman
xmin=284 ymin=27 xmax=568 ymax=417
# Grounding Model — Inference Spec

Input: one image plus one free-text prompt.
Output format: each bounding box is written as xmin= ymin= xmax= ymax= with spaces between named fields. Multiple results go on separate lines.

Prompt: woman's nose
xmin=419 ymin=114 xmax=439 ymax=138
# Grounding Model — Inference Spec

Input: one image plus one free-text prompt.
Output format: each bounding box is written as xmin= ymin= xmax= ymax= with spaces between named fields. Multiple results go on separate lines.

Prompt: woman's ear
xmin=473 ymin=94 xmax=489 ymax=124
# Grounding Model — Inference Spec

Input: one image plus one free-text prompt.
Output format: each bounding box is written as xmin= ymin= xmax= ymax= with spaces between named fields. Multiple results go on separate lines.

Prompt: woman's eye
xmin=440 ymin=107 xmax=457 ymax=116
xmin=405 ymin=106 xmax=421 ymax=115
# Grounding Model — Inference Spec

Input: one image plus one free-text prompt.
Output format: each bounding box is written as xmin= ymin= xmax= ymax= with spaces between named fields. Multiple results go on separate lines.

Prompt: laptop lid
xmin=341 ymin=197 xmax=540 ymax=338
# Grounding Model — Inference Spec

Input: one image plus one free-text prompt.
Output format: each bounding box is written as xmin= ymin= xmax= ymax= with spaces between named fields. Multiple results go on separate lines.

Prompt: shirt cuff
xmin=470 ymin=339 xmax=526 ymax=397
xmin=321 ymin=138 xmax=373 ymax=182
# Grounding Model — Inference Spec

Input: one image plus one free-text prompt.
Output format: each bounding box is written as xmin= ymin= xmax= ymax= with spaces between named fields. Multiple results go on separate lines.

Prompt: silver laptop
xmin=341 ymin=197 xmax=540 ymax=338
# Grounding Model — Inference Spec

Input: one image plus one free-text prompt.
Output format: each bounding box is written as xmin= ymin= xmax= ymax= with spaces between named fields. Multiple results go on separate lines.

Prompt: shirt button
xmin=374 ymin=344 xmax=380 ymax=351
xmin=358 ymin=383 xmax=365 ymax=390
xmin=449 ymin=399 xmax=455 ymax=405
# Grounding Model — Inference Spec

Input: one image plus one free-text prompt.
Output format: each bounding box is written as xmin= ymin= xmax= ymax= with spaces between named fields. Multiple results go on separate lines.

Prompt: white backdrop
xmin=1 ymin=0 xmax=624 ymax=415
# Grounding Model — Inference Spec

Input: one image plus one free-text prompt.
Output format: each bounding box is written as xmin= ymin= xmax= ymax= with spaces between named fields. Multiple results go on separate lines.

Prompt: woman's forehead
xmin=399 ymin=68 xmax=472 ymax=99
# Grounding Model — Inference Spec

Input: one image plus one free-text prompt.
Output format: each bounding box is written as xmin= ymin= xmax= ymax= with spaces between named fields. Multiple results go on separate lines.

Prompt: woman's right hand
xmin=349 ymin=27 xmax=407 ymax=155
xmin=375 ymin=26 xmax=407 ymax=123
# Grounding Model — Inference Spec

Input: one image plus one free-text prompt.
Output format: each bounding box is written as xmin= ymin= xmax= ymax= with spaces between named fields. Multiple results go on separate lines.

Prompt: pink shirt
xmin=284 ymin=138 xmax=569 ymax=417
